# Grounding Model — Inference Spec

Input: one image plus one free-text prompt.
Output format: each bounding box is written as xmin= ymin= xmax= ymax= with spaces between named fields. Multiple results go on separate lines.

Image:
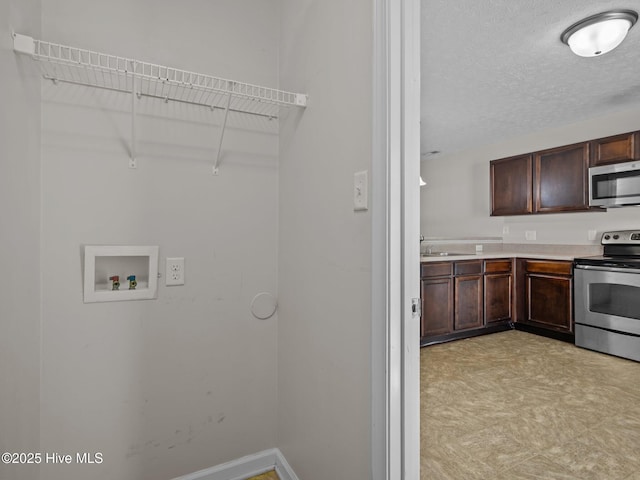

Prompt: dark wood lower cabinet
xmin=513 ymin=259 xmax=574 ymax=341
xmin=421 ymin=276 xmax=453 ymax=337
xmin=420 ymin=259 xmax=512 ymax=345
xmin=454 ymin=275 xmax=483 ymax=330
xmin=420 ymin=256 xmax=575 ymax=345
xmin=521 ymin=260 xmax=573 ymax=334
xmin=484 ymin=260 xmax=513 ymax=324
xmin=526 ymin=275 xmax=572 ymax=331
xmin=420 ymin=262 xmax=454 ymax=338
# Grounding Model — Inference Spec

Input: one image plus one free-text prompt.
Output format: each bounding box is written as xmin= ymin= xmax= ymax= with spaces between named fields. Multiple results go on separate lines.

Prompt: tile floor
xmin=421 ymin=330 xmax=640 ymax=479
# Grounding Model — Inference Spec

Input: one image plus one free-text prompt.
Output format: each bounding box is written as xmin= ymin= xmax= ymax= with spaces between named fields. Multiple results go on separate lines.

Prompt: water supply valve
xmin=109 ymin=275 xmax=120 ymax=291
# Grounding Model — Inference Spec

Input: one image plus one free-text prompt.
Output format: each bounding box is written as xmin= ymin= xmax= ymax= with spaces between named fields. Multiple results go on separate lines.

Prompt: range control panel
xmin=601 ymin=230 xmax=640 ymax=244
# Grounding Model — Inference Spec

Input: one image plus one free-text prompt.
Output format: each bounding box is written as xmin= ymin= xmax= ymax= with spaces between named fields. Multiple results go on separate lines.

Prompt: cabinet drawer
xmin=484 ymin=259 xmax=512 ymax=273
xmin=421 ymin=262 xmax=453 ymax=278
xmin=454 ymin=260 xmax=482 ymax=276
xmin=524 ymin=260 xmax=572 ymax=276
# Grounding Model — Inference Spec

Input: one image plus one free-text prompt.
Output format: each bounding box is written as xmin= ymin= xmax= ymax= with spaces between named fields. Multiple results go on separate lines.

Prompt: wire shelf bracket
xmin=130 ymin=72 xmax=138 ymax=169
xmin=213 ymin=91 xmax=233 ymax=176
xmin=13 ymin=33 xmax=308 ymax=174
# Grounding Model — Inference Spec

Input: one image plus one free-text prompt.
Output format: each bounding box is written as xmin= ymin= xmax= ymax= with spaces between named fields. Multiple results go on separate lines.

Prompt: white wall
xmin=278 ymin=1 xmax=373 ymax=478
xmin=39 ymin=1 xmax=280 ymax=479
xmin=0 ymin=2 xmax=42 ymax=480
xmin=421 ymin=107 xmax=640 ymax=244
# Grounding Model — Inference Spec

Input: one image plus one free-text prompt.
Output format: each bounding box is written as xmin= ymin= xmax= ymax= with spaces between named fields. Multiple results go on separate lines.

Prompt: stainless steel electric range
xmin=574 ymin=230 xmax=640 ymax=362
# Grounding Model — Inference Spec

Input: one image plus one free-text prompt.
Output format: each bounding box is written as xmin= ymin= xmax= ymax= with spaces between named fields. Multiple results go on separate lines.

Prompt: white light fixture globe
xmin=561 ymin=10 xmax=638 ymax=57
xmin=420 ymin=176 xmax=426 ymax=186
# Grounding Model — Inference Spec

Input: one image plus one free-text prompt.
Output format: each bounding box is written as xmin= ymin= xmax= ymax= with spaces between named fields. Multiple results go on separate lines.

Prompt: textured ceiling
xmin=421 ymin=0 xmax=640 ymax=159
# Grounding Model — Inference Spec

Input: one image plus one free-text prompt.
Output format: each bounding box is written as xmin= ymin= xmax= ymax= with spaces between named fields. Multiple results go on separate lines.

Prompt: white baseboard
xmin=172 ymin=448 xmax=299 ymax=480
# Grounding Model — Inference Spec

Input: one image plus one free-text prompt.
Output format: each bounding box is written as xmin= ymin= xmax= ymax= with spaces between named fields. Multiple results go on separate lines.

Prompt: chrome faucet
xmin=420 ymin=235 xmax=433 ymax=254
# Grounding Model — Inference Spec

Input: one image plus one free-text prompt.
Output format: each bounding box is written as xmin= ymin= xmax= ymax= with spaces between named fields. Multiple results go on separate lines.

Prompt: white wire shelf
xmin=13 ymin=33 xmax=307 ymax=173
xmin=14 ymin=34 xmax=307 ymax=116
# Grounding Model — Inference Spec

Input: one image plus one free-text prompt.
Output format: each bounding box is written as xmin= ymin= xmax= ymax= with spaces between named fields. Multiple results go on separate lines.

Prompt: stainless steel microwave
xmin=589 ymin=161 xmax=640 ymax=207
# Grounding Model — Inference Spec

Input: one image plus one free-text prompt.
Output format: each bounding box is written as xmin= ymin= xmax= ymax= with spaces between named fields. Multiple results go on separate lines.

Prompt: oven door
xmin=589 ymin=162 xmax=640 ymax=207
xmin=574 ymin=265 xmax=640 ymax=334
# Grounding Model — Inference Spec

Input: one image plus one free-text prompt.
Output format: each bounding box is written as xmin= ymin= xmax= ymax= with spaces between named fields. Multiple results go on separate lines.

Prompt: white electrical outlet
xmin=166 ymin=257 xmax=185 ymax=286
xmin=588 ymin=230 xmax=597 ymax=241
xmin=525 ymin=230 xmax=537 ymax=241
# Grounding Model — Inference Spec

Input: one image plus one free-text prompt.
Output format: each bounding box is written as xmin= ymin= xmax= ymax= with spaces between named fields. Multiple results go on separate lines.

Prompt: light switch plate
xmin=354 ymin=170 xmax=368 ymax=211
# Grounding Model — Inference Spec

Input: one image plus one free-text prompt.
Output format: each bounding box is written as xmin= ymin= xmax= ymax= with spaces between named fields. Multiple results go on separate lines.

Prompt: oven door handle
xmin=574 ymin=264 xmax=640 ymax=275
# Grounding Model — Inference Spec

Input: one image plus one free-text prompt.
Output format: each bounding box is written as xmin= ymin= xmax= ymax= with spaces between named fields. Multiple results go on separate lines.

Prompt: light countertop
xmin=420 ymin=252 xmax=583 ymax=262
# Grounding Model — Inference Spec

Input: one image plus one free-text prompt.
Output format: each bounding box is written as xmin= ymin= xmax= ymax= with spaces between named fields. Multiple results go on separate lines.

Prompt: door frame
xmin=372 ymin=0 xmax=421 ymax=478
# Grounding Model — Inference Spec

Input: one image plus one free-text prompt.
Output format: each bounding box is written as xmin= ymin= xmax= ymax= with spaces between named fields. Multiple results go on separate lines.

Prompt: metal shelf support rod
xmin=212 ymin=90 xmax=233 ymax=176
xmin=130 ymin=65 xmax=138 ymax=169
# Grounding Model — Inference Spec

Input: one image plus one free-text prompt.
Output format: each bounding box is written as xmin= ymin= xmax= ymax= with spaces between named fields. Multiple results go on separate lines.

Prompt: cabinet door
xmin=534 ymin=143 xmax=590 ymax=213
xmin=421 ymin=277 xmax=453 ymax=337
xmin=590 ymin=131 xmax=640 ymax=167
xmin=454 ymin=275 xmax=483 ymax=331
xmin=485 ymin=273 xmax=512 ymax=323
xmin=490 ymin=154 xmax=533 ymax=216
xmin=525 ymin=274 xmax=573 ymax=333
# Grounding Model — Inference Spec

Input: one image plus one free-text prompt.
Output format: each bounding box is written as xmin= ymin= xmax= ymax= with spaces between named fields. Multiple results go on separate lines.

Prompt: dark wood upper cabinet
xmin=490 ymin=129 xmax=640 ymax=216
xmin=490 ymin=144 xmax=591 ymax=215
xmin=590 ymin=131 xmax=640 ymax=167
xmin=490 ymin=154 xmax=533 ymax=216
xmin=534 ymin=143 xmax=590 ymax=213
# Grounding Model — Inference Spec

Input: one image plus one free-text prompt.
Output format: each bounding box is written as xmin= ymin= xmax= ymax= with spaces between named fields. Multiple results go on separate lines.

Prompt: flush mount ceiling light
xmin=561 ymin=10 xmax=638 ymax=57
